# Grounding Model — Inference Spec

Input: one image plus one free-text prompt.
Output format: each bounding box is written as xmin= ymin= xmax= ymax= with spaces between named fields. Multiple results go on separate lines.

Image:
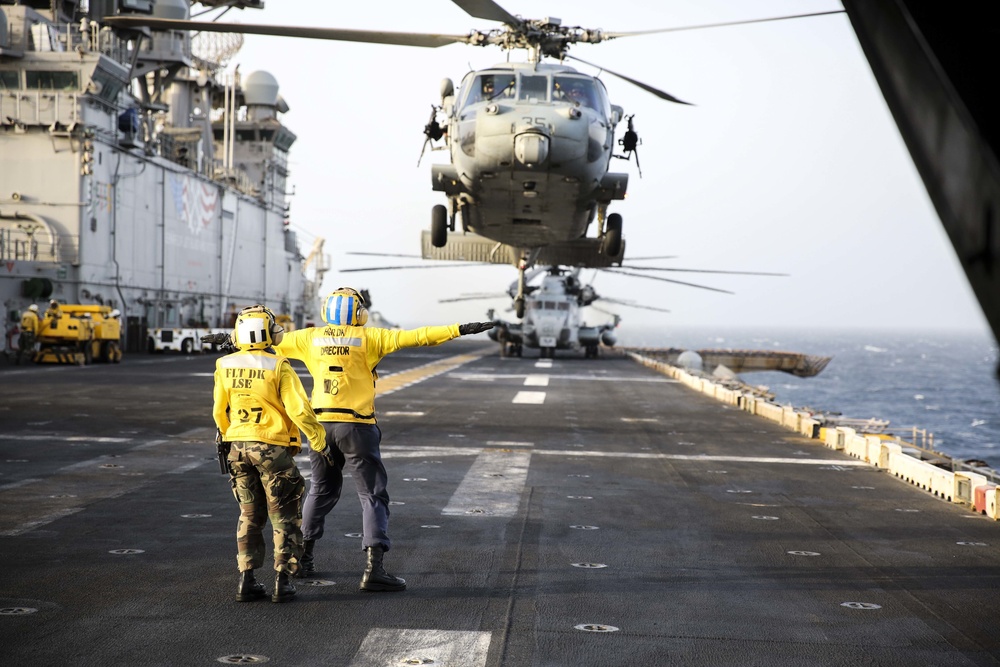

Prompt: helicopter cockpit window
xmin=557 ymin=303 xmax=569 ymax=311
xmin=518 ymin=75 xmax=549 ymax=103
xmin=462 ymin=73 xmax=515 ymax=108
xmin=553 ymin=76 xmax=600 ymax=110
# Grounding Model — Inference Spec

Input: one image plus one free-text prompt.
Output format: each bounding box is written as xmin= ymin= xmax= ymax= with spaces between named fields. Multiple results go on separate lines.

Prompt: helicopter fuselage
xmin=436 ymin=62 xmax=629 ymax=249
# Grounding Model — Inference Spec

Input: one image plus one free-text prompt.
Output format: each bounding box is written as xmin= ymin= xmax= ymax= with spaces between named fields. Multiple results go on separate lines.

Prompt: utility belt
xmin=315 ymin=407 xmax=376 ymax=422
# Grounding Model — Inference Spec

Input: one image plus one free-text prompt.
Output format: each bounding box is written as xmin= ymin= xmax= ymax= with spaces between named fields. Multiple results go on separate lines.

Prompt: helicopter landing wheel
xmin=604 ymin=213 xmax=623 ymax=257
xmin=431 ymin=204 xmax=448 ymax=247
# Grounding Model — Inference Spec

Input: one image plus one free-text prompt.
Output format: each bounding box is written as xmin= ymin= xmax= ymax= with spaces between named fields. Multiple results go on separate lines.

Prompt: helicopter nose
xmin=514 ymin=131 xmax=549 ymax=167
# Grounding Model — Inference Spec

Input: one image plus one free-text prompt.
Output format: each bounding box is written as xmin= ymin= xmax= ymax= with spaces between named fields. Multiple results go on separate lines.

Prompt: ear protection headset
xmin=324 ymin=288 xmax=368 ymax=326
xmin=233 ymin=304 xmax=285 ymax=350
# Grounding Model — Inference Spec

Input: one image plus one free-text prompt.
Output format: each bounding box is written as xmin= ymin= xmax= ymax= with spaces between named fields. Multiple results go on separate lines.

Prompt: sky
xmin=211 ymin=0 xmax=990 ymax=336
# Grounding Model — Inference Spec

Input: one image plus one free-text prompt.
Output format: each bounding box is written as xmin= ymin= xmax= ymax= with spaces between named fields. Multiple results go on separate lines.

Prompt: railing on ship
xmin=0 ymin=227 xmax=74 ymax=264
xmin=12 ymin=19 xmax=132 ymax=66
xmin=830 ymin=417 xmax=1000 ymax=484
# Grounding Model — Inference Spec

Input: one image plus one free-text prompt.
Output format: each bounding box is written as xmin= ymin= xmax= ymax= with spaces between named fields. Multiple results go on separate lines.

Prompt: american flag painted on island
xmin=169 ymin=173 xmax=219 ymax=235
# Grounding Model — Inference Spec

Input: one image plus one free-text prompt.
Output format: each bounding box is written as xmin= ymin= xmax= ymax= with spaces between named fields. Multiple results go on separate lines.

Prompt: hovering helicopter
xmin=103 ymin=0 xmax=839 ymax=318
xmin=440 ymin=265 xmax=671 ymax=359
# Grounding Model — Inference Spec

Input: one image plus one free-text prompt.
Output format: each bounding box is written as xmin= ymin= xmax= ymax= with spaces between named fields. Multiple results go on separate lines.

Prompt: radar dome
xmin=243 ymin=71 xmax=280 ymax=107
xmin=676 ymin=350 xmax=704 ymax=372
xmin=152 ymin=0 xmax=189 ymax=20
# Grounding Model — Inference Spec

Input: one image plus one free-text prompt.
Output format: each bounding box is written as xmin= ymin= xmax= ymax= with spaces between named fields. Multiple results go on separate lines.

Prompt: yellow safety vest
xmin=212 ymin=349 xmax=327 ymax=450
xmin=20 ymin=311 xmax=39 ymax=335
xmin=276 ymin=324 xmax=460 ymax=424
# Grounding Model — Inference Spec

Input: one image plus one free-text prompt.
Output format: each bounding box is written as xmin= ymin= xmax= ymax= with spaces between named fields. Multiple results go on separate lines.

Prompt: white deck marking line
xmin=512 ymin=391 xmax=546 ymax=404
xmin=442 ymin=450 xmax=531 ymax=517
xmin=524 ymin=374 xmax=549 ymax=387
xmin=0 ymin=507 xmax=84 ymax=537
xmin=534 ymin=360 xmax=553 ymax=368
xmin=450 ymin=372 xmax=674 ymax=383
xmin=0 ymin=434 xmax=133 ymax=443
xmin=383 ymin=411 xmax=426 ymax=417
xmin=348 ymin=629 xmax=491 ymax=667
xmin=381 ymin=446 xmax=485 ymax=459
xmin=486 ymin=441 xmax=534 ymax=447
xmin=0 ymin=478 xmax=41 ymax=492
xmin=167 ymin=460 xmax=210 ymax=474
xmin=531 ymin=450 xmax=870 ymax=466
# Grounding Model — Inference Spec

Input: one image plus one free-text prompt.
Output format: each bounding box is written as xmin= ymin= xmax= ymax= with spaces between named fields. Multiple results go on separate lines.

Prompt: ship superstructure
xmin=0 ymin=0 xmax=321 ymax=351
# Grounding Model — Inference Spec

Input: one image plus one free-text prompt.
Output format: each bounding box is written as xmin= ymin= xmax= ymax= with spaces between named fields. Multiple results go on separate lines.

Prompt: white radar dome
xmin=676 ymin=350 xmax=704 ymax=372
xmin=152 ymin=0 xmax=189 ymax=20
xmin=243 ymin=71 xmax=280 ymax=107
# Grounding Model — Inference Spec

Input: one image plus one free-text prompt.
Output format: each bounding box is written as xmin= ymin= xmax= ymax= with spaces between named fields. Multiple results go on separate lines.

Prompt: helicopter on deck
xmin=441 ymin=265 xmax=671 ymax=359
xmin=104 ymin=1 xmax=837 ymax=316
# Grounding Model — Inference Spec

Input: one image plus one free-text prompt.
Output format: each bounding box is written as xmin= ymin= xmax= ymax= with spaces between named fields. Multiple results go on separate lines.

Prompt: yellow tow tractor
xmin=35 ymin=304 xmax=123 ymax=365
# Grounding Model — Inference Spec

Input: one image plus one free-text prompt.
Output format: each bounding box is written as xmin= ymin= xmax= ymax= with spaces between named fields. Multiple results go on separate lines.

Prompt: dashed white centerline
xmin=512 ymin=391 xmax=546 ymax=404
xmin=524 ymin=374 xmax=549 ymax=387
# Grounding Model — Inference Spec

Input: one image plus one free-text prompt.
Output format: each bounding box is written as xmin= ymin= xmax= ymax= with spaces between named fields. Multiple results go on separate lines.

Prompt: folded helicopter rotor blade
xmin=564 ymin=55 xmax=692 ymax=105
xmin=102 ymin=17 xmax=472 ymax=47
xmin=600 ymin=10 xmax=845 ymax=39
xmin=620 ymin=266 xmax=789 ymax=277
xmin=450 ymin=0 xmax=522 ymax=26
xmin=596 ymin=298 xmax=672 ymax=314
xmin=339 ymin=264 xmax=479 ymax=272
xmin=601 ymin=269 xmax=734 ymax=294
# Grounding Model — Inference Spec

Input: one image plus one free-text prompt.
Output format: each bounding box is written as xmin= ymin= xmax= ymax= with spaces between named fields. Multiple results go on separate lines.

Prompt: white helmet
xmin=233 ymin=305 xmax=284 ymax=351
xmin=28 ymin=304 xmax=38 ymax=312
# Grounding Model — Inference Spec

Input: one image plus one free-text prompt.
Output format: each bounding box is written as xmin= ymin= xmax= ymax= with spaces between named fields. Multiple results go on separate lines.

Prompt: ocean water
xmin=616 ymin=327 xmax=1000 ymax=466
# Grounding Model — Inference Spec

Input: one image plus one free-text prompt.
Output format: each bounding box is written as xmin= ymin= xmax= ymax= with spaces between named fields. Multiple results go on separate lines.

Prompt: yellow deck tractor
xmin=34 ymin=305 xmax=123 ymax=365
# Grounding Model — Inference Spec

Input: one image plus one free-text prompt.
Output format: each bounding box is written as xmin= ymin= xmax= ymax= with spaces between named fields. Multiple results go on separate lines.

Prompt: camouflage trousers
xmin=228 ymin=441 xmax=305 ymax=574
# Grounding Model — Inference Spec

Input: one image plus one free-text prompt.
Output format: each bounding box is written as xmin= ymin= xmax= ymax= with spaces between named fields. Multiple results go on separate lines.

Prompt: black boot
xmin=271 ymin=571 xmax=296 ymax=602
xmin=360 ymin=545 xmax=406 ymax=592
xmin=295 ymin=539 xmax=316 ymax=578
xmin=236 ymin=570 xmax=266 ymax=602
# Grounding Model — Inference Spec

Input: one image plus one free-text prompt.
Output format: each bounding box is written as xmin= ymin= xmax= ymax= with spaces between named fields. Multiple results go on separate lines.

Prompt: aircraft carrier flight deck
xmin=1 ymin=341 xmax=998 ymax=666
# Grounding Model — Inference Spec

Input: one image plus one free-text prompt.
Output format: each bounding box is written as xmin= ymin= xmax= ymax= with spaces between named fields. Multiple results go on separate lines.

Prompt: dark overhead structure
xmin=841 ymin=1 xmax=1000 ymax=354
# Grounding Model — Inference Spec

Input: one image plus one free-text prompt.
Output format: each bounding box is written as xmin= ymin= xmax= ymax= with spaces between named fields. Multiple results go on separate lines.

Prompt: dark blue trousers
xmin=302 ymin=422 xmax=392 ymax=551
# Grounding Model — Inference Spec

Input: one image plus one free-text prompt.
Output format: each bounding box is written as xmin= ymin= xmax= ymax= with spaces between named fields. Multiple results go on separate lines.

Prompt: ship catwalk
xmin=1 ymin=342 xmax=997 ymax=666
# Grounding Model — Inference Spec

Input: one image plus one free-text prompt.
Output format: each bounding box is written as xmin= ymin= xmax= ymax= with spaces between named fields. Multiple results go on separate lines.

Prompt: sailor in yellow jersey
xmin=18 ymin=304 xmax=39 ymax=363
xmin=213 ymin=305 xmax=337 ymax=603
xmin=275 ymin=287 xmax=494 ymax=591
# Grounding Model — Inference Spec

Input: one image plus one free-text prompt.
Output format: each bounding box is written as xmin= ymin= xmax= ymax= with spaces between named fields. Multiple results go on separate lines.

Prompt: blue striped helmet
xmin=323 ymin=288 xmax=368 ymax=326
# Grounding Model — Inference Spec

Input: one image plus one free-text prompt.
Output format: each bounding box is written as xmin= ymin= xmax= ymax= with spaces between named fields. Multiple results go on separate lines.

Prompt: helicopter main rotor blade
xmin=597 ymin=297 xmax=672 ymax=313
xmin=102 ymin=17 xmax=472 ymax=48
xmin=565 ymin=54 xmax=692 ymax=105
xmin=339 ymin=264 xmax=479 ymax=272
xmin=621 ymin=266 xmax=788 ymax=277
xmin=601 ymin=269 xmax=734 ymax=294
xmin=438 ymin=292 xmax=511 ymax=303
xmin=450 ymin=0 xmax=521 ymax=26
xmin=600 ymin=10 xmax=846 ymax=39
xmin=346 ymin=251 xmax=424 ymax=259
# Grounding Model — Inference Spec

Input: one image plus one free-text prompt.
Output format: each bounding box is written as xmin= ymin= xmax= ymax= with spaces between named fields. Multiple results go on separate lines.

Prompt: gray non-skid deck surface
xmin=0 ymin=340 xmax=998 ymax=666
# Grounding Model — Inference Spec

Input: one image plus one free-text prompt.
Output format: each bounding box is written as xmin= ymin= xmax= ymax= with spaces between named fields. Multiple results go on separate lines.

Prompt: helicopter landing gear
xmin=603 ymin=213 xmax=623 ymax=257
xmin=431 ymin=204 xmax=448 ymax=247
xmin=539 ymin=346 xmax=555 ymax=359
xmin=514 ymin=295 xmax=525 ymax=319
xmin=500 ymin=341 xmax=522 ymax=358
xmin=585 ymin=344 xmax=599 ymax=359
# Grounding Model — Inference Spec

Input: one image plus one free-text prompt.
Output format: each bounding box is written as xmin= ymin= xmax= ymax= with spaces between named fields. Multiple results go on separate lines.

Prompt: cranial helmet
xmin=233 ymin=304 xmax=284 ymax=351
xmin=324 ymin=288 xmax=368 ymax=326
xmin=28 ymin=304 xmax=38 ymax=312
